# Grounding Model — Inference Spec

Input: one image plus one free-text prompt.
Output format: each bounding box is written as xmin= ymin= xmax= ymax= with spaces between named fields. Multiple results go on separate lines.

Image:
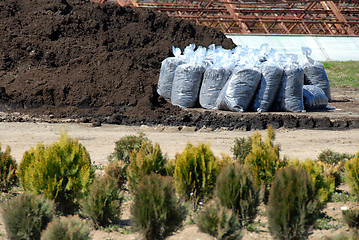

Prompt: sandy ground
xmin=0 ymin=122 xmax=358 ymax=165
xmin=0 ymin=122 xmax=359 ymax=240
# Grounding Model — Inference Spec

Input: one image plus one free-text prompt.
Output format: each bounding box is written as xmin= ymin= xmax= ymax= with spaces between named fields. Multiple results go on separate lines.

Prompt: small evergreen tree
xmin=19 ymin=131 xmax=95 ymax=214
xmin=174 ymin=142 xmax=220 ymax=208
xmin=80 ymin=175 xmax=123 ymax=228
xmin=196 ymin=201 xmax=242 ymax=240
xmin=0 ymin=144 xmax=17 ymax=192
xmin=127 ymin=141 xmax=167 ymax=192
xmin=2 ymin=192 xmax=55 ymax=240
xmin=132 ymin=173 xmax=186 ymax=240
xmin=267 ymin=165 xmax=319 ymax=240
xmin=245 ymin=126 xmax=286 ymax=202
xmin=215 ymin=163 xmax=260 ymax=226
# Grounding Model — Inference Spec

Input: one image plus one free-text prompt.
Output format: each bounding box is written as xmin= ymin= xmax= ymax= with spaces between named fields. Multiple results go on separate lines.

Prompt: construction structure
xmin=93 ymin=0 xmax=359 ymax=35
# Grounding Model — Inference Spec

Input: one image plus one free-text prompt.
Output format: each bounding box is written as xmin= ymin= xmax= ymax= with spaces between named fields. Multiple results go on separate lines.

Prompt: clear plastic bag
xmin=300 ymin=47 xmax=332 ymax=101
xmin=273 ymin=63 xmax=305 ymax=112
xmin=252 ymin=61 xmax=283 ymax=112
xmin=171 ymin=45 xmax=207 ymax=108
xmin=303 ymin=85 xmax=328 ymax=110
xmin=216 ymin=66 xmax=261 ymax=112
xmin=199 ymin=49 xmax=235 ymax=109
xmin=157 ymin=47 xmax=185 ymax=100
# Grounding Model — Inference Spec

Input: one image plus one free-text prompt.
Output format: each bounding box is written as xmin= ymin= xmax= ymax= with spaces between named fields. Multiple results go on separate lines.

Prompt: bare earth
xmin=0 ymin=122 xmax=359 ymax=239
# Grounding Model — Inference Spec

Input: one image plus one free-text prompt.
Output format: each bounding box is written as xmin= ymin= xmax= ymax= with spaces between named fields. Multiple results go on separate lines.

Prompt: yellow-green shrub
xmin=105 ymin=160 xmax=127 ymax=190
xmin=174 ymin=142 xmax=219 ymax=207
xmin=232 ymin=136 xmax=252 ymax=164
xmin=127 ymin=141 xmax=167 ymax=192
xmin=345 ymin=153 xmax=359 ymax=199
xmin=291 ymin=159 xmax=335 ymax=208
xmin=244 ymin=126 xmax=286 ymax=202
xmin=0 ymin=145 xmax=17 ymax=192
xmin=19 ymin=131 xmax=95 ymax=214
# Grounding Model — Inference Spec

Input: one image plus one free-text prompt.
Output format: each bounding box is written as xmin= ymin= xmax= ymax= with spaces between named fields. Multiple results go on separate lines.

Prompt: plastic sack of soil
xmin=157 ymin=46 xmax=187 ymax=101
xmin=273 ymin=63 xmax=305 ymax=112
xmin=251 ymin=61 xmax=283 ymax=112
xmin=199 ymin=50 xmax=234 ymax=109
xmin=171 ymin=46 xmax=206 ymax=108
xmin=303 ymin=85 xmax=328 ymax=110
xmin=300 ymin=47 xmax=332 ymax=101
xmin=215 ymin=66 xmax=261 ymax=112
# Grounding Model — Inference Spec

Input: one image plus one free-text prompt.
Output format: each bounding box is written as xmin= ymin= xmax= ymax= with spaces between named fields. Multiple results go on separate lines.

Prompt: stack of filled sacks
xmin=157 ymin=44 xmax=331 ymax=113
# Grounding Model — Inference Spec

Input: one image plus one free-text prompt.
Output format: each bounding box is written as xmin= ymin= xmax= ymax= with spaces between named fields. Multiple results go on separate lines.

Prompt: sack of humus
xmin=273 ymin=63 xmax=305 ymax=112
xmin=170 ymin=45 xmax=207 ymax=108
xmin=252 ymin=61 xmax=283 ymax=112
xmin=300 ymin=47 xmax=331 ymax=101
xmin=303 ymin=85 xmax=328 ymax=110
xmin=157 ymin=47 xmax=186 ymax=101
xmin=216 ymin=67 xmax=261 ymax=112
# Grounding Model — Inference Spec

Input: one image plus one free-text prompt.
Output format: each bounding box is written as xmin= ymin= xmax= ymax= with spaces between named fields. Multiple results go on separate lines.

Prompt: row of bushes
xmin=0 ymin=128 xmax=358 ymax=239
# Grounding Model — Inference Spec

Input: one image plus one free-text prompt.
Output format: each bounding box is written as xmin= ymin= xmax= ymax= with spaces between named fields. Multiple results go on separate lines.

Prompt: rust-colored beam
xmin=324 ymin=0 xmax=355 ymax=35
xmin=223 ymin=0 xmax=251 ymax=33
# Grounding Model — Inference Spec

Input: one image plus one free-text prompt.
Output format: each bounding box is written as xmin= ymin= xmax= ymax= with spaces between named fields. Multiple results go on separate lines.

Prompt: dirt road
xmin=1 ymin=122 xmax=358 ymax=164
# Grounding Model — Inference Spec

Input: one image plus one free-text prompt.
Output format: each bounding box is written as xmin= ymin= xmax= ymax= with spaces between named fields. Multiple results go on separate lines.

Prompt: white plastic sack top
xmin=303 ymin=85 xmax=328 ymax=110
xmin=216 ymin=67 xmax=261 ymax=112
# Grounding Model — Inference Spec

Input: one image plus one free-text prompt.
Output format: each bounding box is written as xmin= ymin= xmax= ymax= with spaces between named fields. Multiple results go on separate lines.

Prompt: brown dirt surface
xmin=1 ymin=0 xmax=359 ymax=131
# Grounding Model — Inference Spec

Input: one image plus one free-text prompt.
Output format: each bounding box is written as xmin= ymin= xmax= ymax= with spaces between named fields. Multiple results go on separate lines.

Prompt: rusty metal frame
xmin=92 ymin=0 xmax=359 ymax=35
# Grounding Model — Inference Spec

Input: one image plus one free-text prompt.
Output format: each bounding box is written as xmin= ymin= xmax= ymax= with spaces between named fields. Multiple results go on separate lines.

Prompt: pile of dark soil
xmin=0 ymin=0 xmax=234 ymax=117
xmin=1 ymin=0 xmax=358 ymax=130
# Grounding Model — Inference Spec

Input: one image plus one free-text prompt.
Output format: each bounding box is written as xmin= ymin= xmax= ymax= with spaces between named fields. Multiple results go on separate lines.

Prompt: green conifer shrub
xmin=232 ymin=136 xmax=252 ymax=164
xmin=318 ymin=149 xmax=353 ymax=165
xmin=267 ymin=165 xmax=319 ymax=240
xmin=0 ymin=145 xmax=17 ymax=192
xmin=108 ymin=133 xmax=149 ymax=164
xmin=165 ymin=159 xmax=176 ymax=177
xmin=80 ymin=175 xmax=123 ymax=228
xmin=131 ymin=173 xmax=186 ymax=240
xmin=2 ymin=192 xmax=55 ymax=240
xmin=345 ymin=153 xmax=359 ymax=199
xmin=41 ymin=215 xmax=91 ymax=240
xmin=244 ymin=126 xmax=286 ymax=202
xmin=105 ymin=160 xmax=127 ymax=190
xmin=291 ymin=159 xmax=335 ymax=209
xmin=196 ymin=201 xmax=242 ymax=240
xmin=173 ymin=142 xmax=220 ymax=207
xmin=19 ymin=131 xmax=95 ymax=214
xmin=126 ymin=141 xmax=167 ymax=192
xmin=318 ymin=149 xmax=353 ymax=187
xmin=218 ymin=154 xmax=235 ymax=172
xmin=215 ymin=163 xmax=260 ymax=226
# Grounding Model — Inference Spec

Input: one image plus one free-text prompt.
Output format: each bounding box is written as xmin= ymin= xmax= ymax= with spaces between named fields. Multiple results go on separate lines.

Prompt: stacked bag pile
xmin=157 ymin=44 xmax=331 ymax=113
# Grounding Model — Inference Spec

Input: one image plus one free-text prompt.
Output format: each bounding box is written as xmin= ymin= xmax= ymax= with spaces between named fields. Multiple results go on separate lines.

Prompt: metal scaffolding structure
xmin=94 ymin=0 xmax=359 ymax=35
